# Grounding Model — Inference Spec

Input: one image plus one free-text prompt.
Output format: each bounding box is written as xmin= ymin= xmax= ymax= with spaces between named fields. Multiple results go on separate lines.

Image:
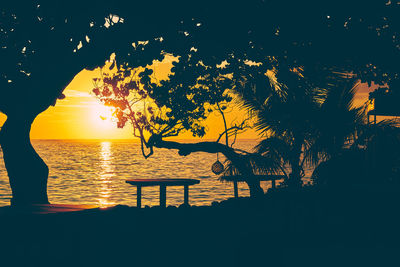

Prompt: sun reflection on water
xmin=98 ymin=141 xmax=115 ymax=207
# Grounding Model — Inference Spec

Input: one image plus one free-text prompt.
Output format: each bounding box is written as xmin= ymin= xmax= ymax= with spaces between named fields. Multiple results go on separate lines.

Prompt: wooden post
xmin=160 ymin=185 xmax=166 ymax=208
xmin=184 ymin=185 xmax=189 ymax=205
xmin=272 ymin=179 xmax=276 ymax=189
xmin=137 ymin=186 xmax=142 ymax=208
xmin=233 ymin=181 xmax=239 ymax=198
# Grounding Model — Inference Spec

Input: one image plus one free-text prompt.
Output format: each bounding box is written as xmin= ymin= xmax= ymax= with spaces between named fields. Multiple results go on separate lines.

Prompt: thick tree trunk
xmin=0 ymin=114 xmax=49 ymax=205
xmin=288 ymin=139 xmax=303 ymax=188
xmin=151 ymin=139 xmax=264 ymax=198
xmin=288 ymin=163 xmax=302 ymax=188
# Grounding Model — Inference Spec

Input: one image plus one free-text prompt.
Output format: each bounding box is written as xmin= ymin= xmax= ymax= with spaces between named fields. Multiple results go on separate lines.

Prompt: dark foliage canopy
xmin=1 ymin=0 xmax=398 ymax=119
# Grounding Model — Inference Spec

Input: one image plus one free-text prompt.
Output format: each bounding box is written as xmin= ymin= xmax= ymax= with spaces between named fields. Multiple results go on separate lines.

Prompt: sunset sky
xmin=0 ymin=61 xmax=377 ymax=140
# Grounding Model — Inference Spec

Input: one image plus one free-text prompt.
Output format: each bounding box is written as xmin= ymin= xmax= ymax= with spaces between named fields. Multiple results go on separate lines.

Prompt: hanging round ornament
xmin=211 ymin=153 xmax=224 ymax=175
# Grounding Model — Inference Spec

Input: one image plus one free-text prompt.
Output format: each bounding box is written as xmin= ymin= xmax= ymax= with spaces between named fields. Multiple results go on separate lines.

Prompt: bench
xmin=221 ymin=175 xmax=286 ymax=197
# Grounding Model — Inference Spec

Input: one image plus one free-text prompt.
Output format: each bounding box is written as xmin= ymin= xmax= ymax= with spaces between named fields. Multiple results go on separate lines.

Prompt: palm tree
xmin=233 ymin=63 xmax=364 ymax=188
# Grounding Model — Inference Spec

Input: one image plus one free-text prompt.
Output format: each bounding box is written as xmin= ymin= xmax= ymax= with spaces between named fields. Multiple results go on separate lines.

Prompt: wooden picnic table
xmin=126 ymin=179 xmax=200 ymax=208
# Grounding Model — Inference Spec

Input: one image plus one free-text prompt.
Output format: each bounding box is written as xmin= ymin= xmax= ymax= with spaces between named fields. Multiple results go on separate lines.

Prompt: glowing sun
xmin=90 ymin=102 xmax=116 ymax=130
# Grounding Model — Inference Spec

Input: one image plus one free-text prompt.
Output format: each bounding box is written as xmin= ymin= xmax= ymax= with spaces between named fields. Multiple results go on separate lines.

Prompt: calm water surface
xmin=0 ymin=140 xmax=279 ymax=207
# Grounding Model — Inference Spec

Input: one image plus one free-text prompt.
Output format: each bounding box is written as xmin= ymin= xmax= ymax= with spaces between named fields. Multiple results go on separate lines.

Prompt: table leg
xmin=184 ymin=185 xmax=189 ymax=205
xmin=137 ymin=186 xmax=142 ymax=208
xmin=160 ymin=185 xmax=166 ymax=208
xmin=233 ymin=181 xmax=239 ymax=198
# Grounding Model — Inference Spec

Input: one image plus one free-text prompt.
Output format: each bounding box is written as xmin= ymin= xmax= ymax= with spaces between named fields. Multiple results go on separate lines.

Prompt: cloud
xmin=64 ymin=89 xmax=92 ymax=98
xmin=54 ymin=98 xmax=101 ymax=108
xmin=53 ymin=104 xmax=94 ymax=108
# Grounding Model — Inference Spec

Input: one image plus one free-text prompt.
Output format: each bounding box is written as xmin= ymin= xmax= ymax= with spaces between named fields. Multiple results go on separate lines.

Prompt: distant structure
xmin=368 ymin=86 xmax=400 ymax=123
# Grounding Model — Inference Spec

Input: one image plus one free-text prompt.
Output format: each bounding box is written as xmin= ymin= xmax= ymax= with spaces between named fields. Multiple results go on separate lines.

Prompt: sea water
xmin=0 ymin=139 xmax=280 ymax=207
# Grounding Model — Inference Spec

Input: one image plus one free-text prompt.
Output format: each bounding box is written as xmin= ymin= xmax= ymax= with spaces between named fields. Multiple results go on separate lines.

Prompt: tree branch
xmin=153 ymin=139 xmax=233 ymax=156
xmin=150 ymin=139 xmax=254 ymax=175
xmin=216 ymin=102 xmax=229 ymax=146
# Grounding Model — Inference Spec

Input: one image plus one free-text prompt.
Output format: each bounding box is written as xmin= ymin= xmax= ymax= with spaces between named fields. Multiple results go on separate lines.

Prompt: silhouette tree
xmin=91 ymin=0 xmax=399 ymax=196
xmin=0 ymin=1 xmax=189 ymax=205
xmin=1 ymin=0 xmax=398 ymax=203
xmin=233 ymin=61 xmax=364 ymax=188
xmin=209 ymin=0 xmax=399 ymax=188
xmin=92 ymin=43 xmax=277 ymax=197
xmin=0 ymin=2 xmax=116 ymax=205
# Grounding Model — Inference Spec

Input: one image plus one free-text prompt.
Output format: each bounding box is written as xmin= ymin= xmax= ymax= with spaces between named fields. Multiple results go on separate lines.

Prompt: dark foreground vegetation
xmin=1 ymin=186 xmax=400 ymax=267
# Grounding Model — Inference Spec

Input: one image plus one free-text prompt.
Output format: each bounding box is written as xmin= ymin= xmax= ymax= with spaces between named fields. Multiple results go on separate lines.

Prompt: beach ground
xmin=1 ymin=189 xmax=400 ymax=267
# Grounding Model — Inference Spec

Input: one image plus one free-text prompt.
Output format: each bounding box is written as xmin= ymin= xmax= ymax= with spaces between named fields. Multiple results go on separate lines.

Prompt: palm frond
xmin=220 ymin=152 xmax=285 ymax=182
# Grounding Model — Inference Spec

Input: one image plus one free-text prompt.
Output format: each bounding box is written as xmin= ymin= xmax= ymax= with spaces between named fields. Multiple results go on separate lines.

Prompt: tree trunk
xmin=246 ymin=178 xmax=264 ymax=197
xmin=0 ymin=114 xmax=49 ymax=205
xmin=288 ymin=139 xmax=303 ymax=188
xmin=288 ymin=163 xmax=302 ymax=188
xmin=151 ymin=139 xmax=264 ymax=198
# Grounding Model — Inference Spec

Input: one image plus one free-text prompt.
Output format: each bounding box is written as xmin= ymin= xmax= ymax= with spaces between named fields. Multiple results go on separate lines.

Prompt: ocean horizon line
xmin=30 ymin=137 xmax=261 ymax=142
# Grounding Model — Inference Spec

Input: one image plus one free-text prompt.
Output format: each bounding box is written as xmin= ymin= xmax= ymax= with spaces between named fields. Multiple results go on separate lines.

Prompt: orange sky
xmin=0 ymin=57 xmax=260 ymax=140
xmin=0 ymin=62 xmax=378 ymax=140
